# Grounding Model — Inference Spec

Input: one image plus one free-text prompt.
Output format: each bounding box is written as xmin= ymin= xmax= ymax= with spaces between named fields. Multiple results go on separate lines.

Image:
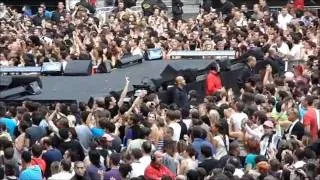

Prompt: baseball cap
xmin=263 ymin=120 xmax=274 ymax=128
xmin=102 ymin=133 xmax=114 ymax=141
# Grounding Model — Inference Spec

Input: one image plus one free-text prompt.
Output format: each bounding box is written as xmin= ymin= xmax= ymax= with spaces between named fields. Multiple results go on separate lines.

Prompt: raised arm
xmin=117 ymin=77 xmax=130 ymax=108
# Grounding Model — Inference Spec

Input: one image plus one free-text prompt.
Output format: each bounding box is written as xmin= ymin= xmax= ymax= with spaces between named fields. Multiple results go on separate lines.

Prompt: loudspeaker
xmin=41 ymin=62 xmax=62 ymax=75
xmin=160 ymin=60 xmax=217 ymax=82
xmin=64 ymin=60 xmax=92 ymax=76
xmin=119 ymin=54 xmax=143 ymax=68
xmin=0 ymin=76 xmax=12 ymax=87
xmin=96 ymin=61 xmax=112 ymax=73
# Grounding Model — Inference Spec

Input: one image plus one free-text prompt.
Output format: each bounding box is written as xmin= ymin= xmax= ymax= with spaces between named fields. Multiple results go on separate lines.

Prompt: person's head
xmin=89 ymin=149 xmax=101 ymax=166
xmin=31 ymin=111 xmax=43 ymax=126
xmin=281 ymin=7 xmax=288 ymax=16
xmin=4 ymin=147 xmax=14 ymax=160
xmin=201 ymin=145 xmax=212 ymax=158
xmin=247 ymin=56 xmax=257 ymax=68
xmin=229 ymin=141 xmax=240 ymax=156
xmin=227 ymin=157 xmax=240 ymax=170
xmin=118 ymin=1 xmax=124 ymax=9
xmin=21 ymin=151 xmax=32 ymax=166
xmin=142 ymin=141 xmax=152 ymax=154
xmin=151 ymin=151 xmax=164 ymax=166
xmin=104 ymin=96 xmax=117 ymax=108
xmin=41 ymin=137 xmax=52 ymax=149
xmin=287 ymin=108 xmax=299 ymax=122
xmin=191 ymin=126 xmax=203 ymax=139
xmin=164 ymin=127 xmax=174 ymax=140
xmin=175 ymin=76 xmax=186 ymax=86
xmin=235 ymin=101 xmax=245 ymax=112
xmin=74 ymin=161 xmax=86 ymax=177
xmin=259 ymin=0 xmax=266 ymax=7
xmin=58 ymin=1 xmax=64 ymax=10
xmin=246 ymin=138 xmax=260 ymax=154
xmin=50 ymin=161 xmax=60 ymax=175
xmin=269 ymin=159 xmax=280 ymax=172
xmin=252 ymin=111 xmax=267 ymax=125
xmin=109 ymin=153 xmax=121 ymax=167
xmin=147 ymin=112 xmax=156 ymax=124
xmin=163 ymin=140 xmax=176 ymax=156
xmin=59 ymin=128 xmax=70 ymax=140
xmin=303 ymin=95 xmax=314 ymax=107
xmin=184 ymin=145 xmax=196 ymax=158
xmin=119 ymin=163 xmax=132 ymax=179
xmin=131 ymin=148 xmax=143 ymax=160
xmin=105 ymin=121 xmax=116 ymax=133
xmin=38 ymin=6 xmax=44 ymax=15
xmin=263 ymin=120 xmax=274 ymax=135
xmin=60 ymin=159 xmax=72 ymax=172
xmin=211 ymin=120 xmax=225 ymax=135
xmin=31 ymin=144 xmax=43 ymax=158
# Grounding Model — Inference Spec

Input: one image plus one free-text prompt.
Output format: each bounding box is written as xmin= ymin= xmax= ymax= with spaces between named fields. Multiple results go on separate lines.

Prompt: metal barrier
xmin=169 ymin=50 xmax=236 ymax=59
xmin=270 ymin=6 xmax=320 ymax=16
xmin=285 ymin=60 xmax=306 ymax=72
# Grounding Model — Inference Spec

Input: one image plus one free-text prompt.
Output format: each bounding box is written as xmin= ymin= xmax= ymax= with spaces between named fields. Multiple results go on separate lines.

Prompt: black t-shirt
xmin=199 ymin=158 xmax=219 ymax=174
xmin=109 ymin=106 xmax=119 ymax=118
xmin=58 ymin=139 xmax=85 ymax=162
xmin=178 ymin=120 xmax=188 ymax=140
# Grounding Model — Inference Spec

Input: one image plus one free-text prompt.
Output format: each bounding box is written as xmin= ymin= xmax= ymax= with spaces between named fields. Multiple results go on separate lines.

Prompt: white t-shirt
xmin=183 ymin=118 xmax=192 ymax=130
xmin=169 ymin=122 xmax=181 ymax=142
xmin=276 ymin=42 xmax=290 ymax=57
xmin=48 ymin=171 xmax=73 ymax=180
xmin=140 ymin=155 xmax=151 ymax=168
xmin=277 ymin=14 xmax=293 ymax=30
xmin=289 ymin=43 xmax=304 ymax=60
xmin=213 ymin=135 xmax=229 ymax=160
xmin=130 ymin=161 xmax=146 ymax=178
xmin=230 ymin=112 xmax=248 ymax=131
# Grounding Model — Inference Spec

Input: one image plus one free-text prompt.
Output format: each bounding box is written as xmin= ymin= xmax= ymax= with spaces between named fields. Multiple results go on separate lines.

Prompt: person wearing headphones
xmin=144 ymin=151 xmax=176 ymax=179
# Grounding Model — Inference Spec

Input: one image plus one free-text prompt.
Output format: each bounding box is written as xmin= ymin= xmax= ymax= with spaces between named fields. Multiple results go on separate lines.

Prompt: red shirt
xmin=303 ymin=107 xmax=319 ymax=141
xmin=144 ymin=163 xmax=176 ymax=180
xmin=31 ymin=158 xmax=46 ymax=174
xmin=206 ymin=70 xmax=222 ymax=95
xmin=294 ymin=0 xmax=304 ymax=10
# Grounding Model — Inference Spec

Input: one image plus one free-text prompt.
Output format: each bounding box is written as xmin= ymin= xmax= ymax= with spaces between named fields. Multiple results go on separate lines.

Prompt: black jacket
xmin=51 ymin=10 xmax=66 ymax=22
xmin=32 ymin=14 xmax=48 ymax=26
xmin=173 ymin=86 xmax=189 ymax=110
xmin=172 ymin=0 xmax=183 ymax=15
xmin=199 ymin=158 xmax=219 ymax=174
xmin=237 ymin=63 xmax=254 ymax=89
xmin=284 ymin=121 xmax=304 ymax=140
xmin=219 ymin=1 xmax=234 ymax=15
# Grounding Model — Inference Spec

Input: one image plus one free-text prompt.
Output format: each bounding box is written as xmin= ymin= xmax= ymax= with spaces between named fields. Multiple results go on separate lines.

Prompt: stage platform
xmin=12 ymin=60 xmax=214 ymax=102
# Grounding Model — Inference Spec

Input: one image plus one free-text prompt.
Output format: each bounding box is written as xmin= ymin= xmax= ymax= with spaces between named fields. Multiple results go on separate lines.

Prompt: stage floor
xmin=17 ymin=60 xmax=214 ymax=102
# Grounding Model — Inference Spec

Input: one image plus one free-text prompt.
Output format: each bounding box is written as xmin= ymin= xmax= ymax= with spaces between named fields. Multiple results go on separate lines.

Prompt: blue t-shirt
xmin=0 ymin=117 xmax=17 ymax=137
xmin=91 ymin=127 xmax=104 ymax=138
xmin=245 ymin=153 xmax=257 ymax=169
xmin=19 ymin=165 xmax=42 ymax=180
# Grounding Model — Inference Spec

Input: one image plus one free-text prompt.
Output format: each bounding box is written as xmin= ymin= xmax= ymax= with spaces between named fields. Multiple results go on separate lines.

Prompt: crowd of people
xmin=0 ymin=0 xmax=320 ymax=179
